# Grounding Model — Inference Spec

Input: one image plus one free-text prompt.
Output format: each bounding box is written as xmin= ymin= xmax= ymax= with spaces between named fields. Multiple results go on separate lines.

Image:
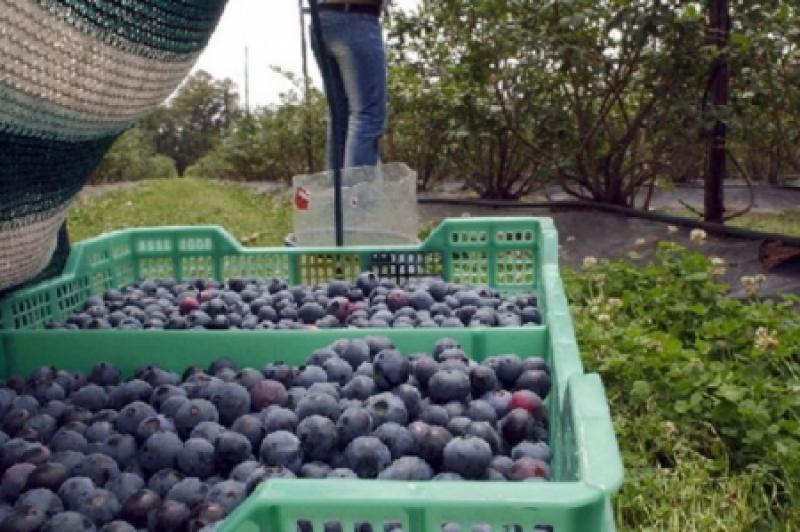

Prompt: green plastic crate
xmin=0 ymin=217 xmax=623 ymax=531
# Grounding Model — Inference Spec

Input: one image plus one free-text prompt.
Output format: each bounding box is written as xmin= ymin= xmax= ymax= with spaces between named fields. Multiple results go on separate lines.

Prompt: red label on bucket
xmin=294 ymin=186 xmax=310 ymax=211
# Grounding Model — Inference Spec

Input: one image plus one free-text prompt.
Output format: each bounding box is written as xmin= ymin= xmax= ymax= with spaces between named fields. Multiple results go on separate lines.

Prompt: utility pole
xmin=704 ymin=0 xmax=729 ymax=223
xmin=244 ymin=46 xmax=250 ymax=115
xmin=299 ymin=0 xmax=315 ymax=173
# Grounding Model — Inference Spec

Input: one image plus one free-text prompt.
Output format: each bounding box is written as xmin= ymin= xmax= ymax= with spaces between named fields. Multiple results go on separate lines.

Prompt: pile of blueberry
xmin=0 ymin=337 xmax=551 ymax=531
xmin=47 ymin=274 xmax=541 ymax=330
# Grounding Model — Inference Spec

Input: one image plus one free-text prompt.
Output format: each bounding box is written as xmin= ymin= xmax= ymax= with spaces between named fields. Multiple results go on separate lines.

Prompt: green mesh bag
xmin=0 ymin=0 xmax=227 ymax=293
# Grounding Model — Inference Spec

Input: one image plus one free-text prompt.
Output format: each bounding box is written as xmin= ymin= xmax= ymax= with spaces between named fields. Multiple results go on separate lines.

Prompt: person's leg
xmin=325 ymin=13 xmax=386 ymax=168
xmin=310 ymin=12 xmax=348 ymax=170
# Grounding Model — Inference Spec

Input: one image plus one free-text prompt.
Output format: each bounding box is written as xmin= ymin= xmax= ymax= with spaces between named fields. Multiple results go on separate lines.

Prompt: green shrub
xmin=565 ymin=242 xmax=800 ymax=529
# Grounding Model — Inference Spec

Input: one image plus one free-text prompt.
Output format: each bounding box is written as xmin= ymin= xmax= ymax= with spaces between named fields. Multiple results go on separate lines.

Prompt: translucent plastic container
xmin=292 ymin=162 xmax=418 ymax=246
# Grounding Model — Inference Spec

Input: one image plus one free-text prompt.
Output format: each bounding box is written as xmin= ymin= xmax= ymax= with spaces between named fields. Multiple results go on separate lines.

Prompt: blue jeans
xmin=311 ymin=10 xmax=386 ymax=170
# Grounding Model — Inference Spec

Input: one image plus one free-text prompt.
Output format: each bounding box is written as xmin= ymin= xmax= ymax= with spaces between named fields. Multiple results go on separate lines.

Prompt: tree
xmin=186 ymin=74 xmax=326 ymax=182
xmin=142 ymin=70 xmax=238 ymax=175
xmin=89 ymin=126 xmax=177 ymax=183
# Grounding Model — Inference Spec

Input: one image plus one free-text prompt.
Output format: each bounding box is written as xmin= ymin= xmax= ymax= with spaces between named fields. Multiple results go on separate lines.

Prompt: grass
xmin=659 ymin=208 xmax=800 ymax=237
xmin=68 ymin=178 xmax=291 ymax=247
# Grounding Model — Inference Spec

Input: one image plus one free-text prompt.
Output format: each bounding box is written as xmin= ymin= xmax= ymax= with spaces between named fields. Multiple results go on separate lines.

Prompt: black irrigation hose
xmin=418 ymin=196 xmax=800 ymax=247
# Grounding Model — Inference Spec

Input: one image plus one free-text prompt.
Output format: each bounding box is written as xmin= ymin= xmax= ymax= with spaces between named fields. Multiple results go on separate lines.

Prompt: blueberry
xmin=355 ymin=362 xmax=374 ymax=378
xmin=300 ymin=462 xmax=332 ymax=479
xmin=410 ymin=355 xmax=439 ymax=390
xmin=339 ymin=340 xmax=371 ymax=370
xmin=20 ymin=413 xmax=57 ymax=442
xmin=229 ymin=460 xmax=260 ymax=482
xmin=24 ymin=462 xmax=68 ymax=493
xmin=88 ymin=363 xmax=120 ymax=387
xmin=105 ymin=473 xmax=144 ymax=506
xmin=427 ymin=369 xmax=470 ymax=404
xmin=99 ymin=434 xmax=136 ymax=468
xmin=50 ymin=451 xmax=84 ymax=475
xmin=323 ymin=357 xmax=353 ymax=386
xmin=296 ymin=392 xmax=340 ymax=421
xmin=443 ymin=436 xmax=492 ymax=479
xmin=297 ymin=415 xmax=338 ymax=461
xmin=244 ymin=466 xmax=295 ymax=494
xmin=190 ymin=421 xmax=226 ymax=444
xmin=326 ymin=468 xmax=357 ymax=479
xmin=372 ymin=422 xmax=416 ymax=460
xmin=465 ymin=421 xmax=502 ymax=454
xmin=419 ymin=403 xmax=449 ymax=426
xmin=355 ymin=273 xmax=379 ymax=297
xmin=206 ymin=480 xmax=246 ymax=514
xmin=373 ymin=350 xmax=410 ymax=390
xmin=261 ymin=406 xmax=299 ymax=434
xmin=260 ymin=431 xmax=303 ymax=473
xmin=487 ymin=355 xmax=524 ymax=388
xmin=469 ymin=365 xmax=498 ymax=397
xmin=41 ymin=511 xmax=96 ymax=532
xmin=231 ymin=414 xmax=266 ymax=450
xmin=98 ymin=521 xmax=135 ymax=532
xmin=2 ymin=463 xmax=36 ymax=501
xmin=70 ymin=385 xmax=109 ymax=412
xmin=210 ymin=382 xmax=250 ymax=426
xmin=177 ymin=438 xmax=216 ymax=478
xmin=136 ymin=414 xmax=176 ymax=441
xmin=214 ymin=431 xmax=253 ymax=473
xmin=490 ymin=455 xmax=514 ymax=478
xmin=509 ymin=456 xmax=551 ymax=481
xmin=515 ymin=370 xmax=551 ymax=399
xmin=115 ymin=401 xmax=157 ymax=436
xmin=73 ymin=488 xmax=120 ymax=525
xmin=511 ymin=441 xmax=551 ymax=462
xmin=445 ymin=416 xmax=472 ymax=437
xmin=147 ymin=499 xmax=190 ymax=531
xmin=365 ymin=392 xmax=408 ymax=427
xmin=149 ymin=385 xmax=187 ymax=412
xmin=175 ymin=399 xmax=219 ymax=437
xmin=307 ymin=382 xmax=340 ymax=399
xmin=160 ymin=395 xmax=190 ymax=419
xmin=391 ymin=384 xmax=422 ymax=419
xmin=293 ymin=366 xmax=328 ymax=388
xmin=466 ymin=400 xmax=498 ymax=424
xmin=336 ymin=407 xmax=373 ymax=448
xmin=72 ymin=453 xmax=119 ymax=486
xmin=188 ymin=500 xmax=227 ymax=530
xmin=481 ymin=389 xmax=513 ymax=418
xmin=499 ymin=409 xmax=533 ymax=446
xmin=49 ymin=430 xmax=88 ymax=453
xmin=55 ymin=476 xmax=94 ymax=511
xmin=108 ymin=380 xmax=152 ymax=409
xmin=378 ymin=456 xmax=433 ymax=480
xmin=520 ymin=306 xmax=541 ymax=325
xmin=344 ymin=437 xmax=391 ymax=478
xmin=140 ymin=431 xmax=182 ymax=473
xmin=147 ymin=469 xmax=184 ymax=498
xmin=408 ymin=421 xmax=451 ymax=469
xmin=166 ymin=477 xmax=208 ymax=509
xmin=120 ymin=489 xmax=160 ymax=528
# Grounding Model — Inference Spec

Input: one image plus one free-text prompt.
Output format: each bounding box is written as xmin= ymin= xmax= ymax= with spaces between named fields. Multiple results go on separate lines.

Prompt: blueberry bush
xmin=565 ymin=242 xmax=800 ymax=530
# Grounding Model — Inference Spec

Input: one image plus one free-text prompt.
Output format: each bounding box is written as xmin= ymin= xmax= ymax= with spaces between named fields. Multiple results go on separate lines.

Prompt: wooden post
xmin=704 ymin=0 xmax=729 ymax=223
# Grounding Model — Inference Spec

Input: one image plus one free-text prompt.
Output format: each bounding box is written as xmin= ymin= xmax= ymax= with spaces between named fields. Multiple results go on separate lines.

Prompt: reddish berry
xmin=179 ymin=297 xmax=200 ymax=314
xmin=510 ymin=390 xmax=543 ymax=417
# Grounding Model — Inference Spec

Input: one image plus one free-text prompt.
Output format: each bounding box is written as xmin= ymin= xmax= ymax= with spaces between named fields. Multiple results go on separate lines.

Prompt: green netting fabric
xmin=0 ymin=0 xmax=227 ymax=292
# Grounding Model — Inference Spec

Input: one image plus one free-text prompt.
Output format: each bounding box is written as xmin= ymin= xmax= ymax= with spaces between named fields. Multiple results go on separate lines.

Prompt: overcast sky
xmin=192 ymin=0 xmax=421 ymax=108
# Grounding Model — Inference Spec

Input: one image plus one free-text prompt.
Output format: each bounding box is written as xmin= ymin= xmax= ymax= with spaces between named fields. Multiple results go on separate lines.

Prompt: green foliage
xmin=565 ymin=242 xmax=800 ymax=529
xmin=141 ymin=70 xmax=238 ymax=175
xmin=186 ymin=72 xmax=326 ymax=182
xmin=90 ymin=126 xmax=177 ymax=183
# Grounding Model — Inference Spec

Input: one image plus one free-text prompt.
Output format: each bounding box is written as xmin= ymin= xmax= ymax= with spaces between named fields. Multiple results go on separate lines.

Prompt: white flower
xmin=567 ymin=235 xmax=577 ymax=243
xmin=690 ymin=228 xmax=707 ymax=242
xmin=597 ymin=313 xmax=611 ymax=324
xmin=754 ymin=327 xmax=779 ymax=351
xmin=754 ymin=274 xmax=767 ymax=285
xmin=634 ymin=237 xmax=646 ymax=247
xmin=582 ymin=256 xmax=598 ymax=269
xmin=667 ymin=225 xmax=679 ymax=234
xmin=710 ymin=257 xmax=726 ymax=276
xmin=607 ymin=297 xmax=623 ymax=309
